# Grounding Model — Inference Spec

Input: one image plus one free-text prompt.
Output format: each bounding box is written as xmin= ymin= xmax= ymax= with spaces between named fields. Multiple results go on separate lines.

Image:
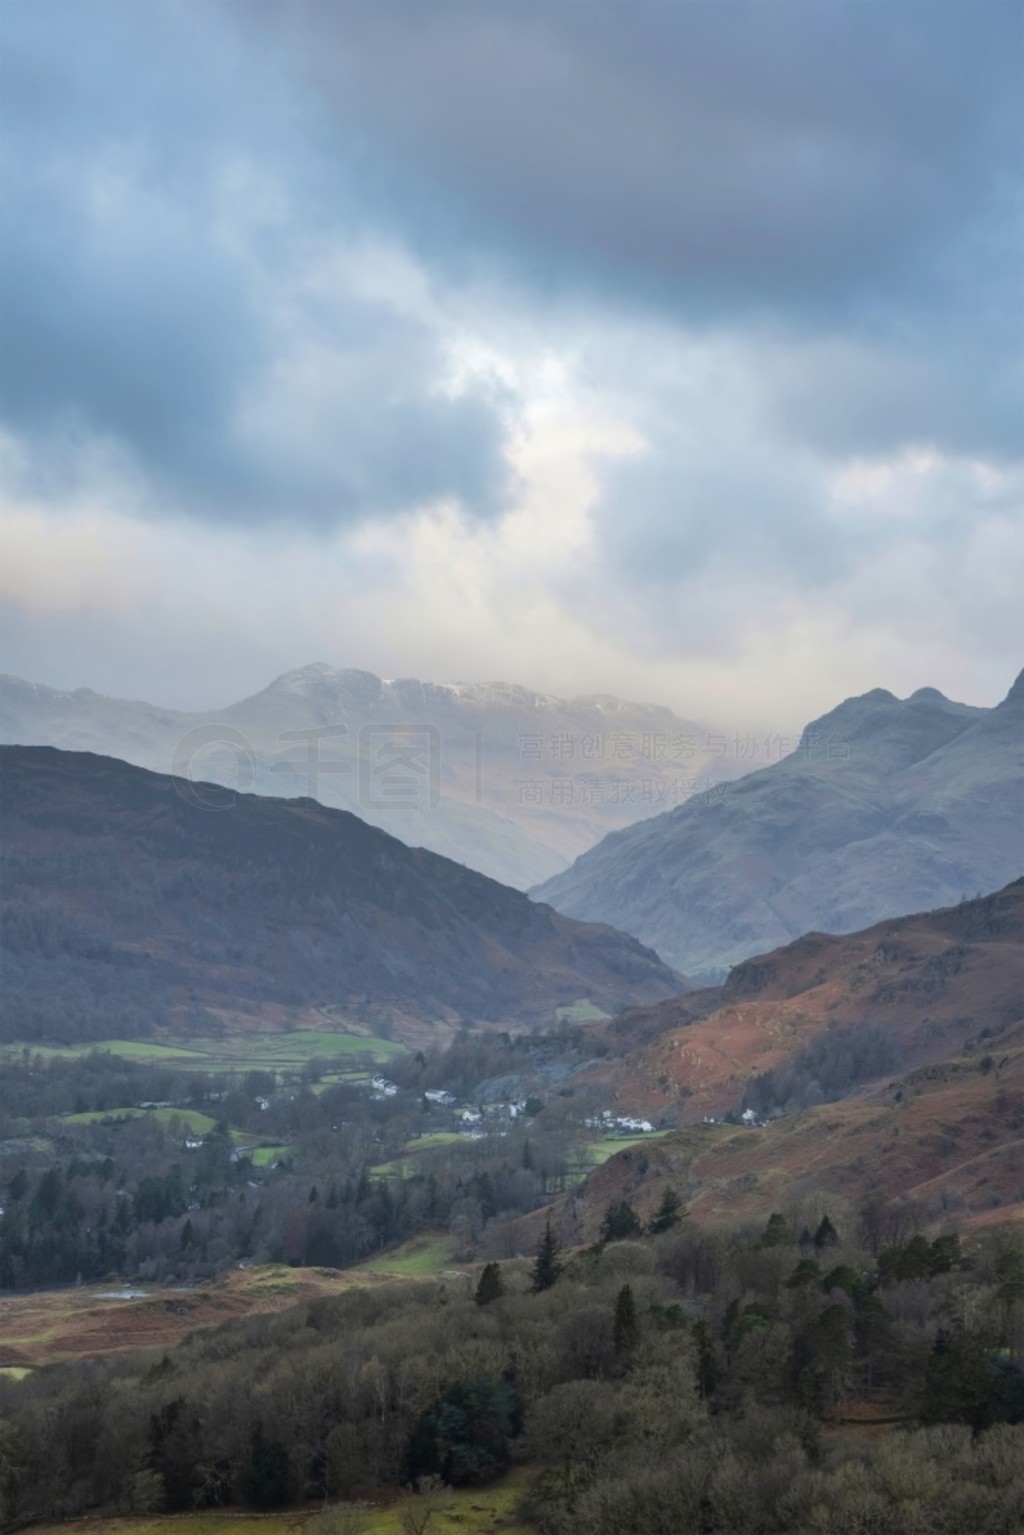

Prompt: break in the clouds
xmin=0 ymin=0 xmax=1020 ymax=723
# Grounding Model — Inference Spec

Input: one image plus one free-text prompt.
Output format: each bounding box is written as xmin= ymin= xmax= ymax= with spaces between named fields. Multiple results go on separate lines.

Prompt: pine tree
xmin=648 ymin=1186 xmax=683 ymax=1234
xmin=531 ymin=1216 xmax=562 ymax=1293
xmin=813 ymin=1214 xmax=839 ymax=1250
xmin=927 ymin=1232 xmax=961 ymax=1275
xmin=599 ymin=1200 xmax=642 ymax=1244
xmin=475 ymin=1262 xmax=504 ymax=1306
xmin=693 ymin=1318 xmax=718 ymax=1397
xmin=760 ymin=1212 xmax=790 ymax=1247
xmin=613 ymin=1283 xmax=639 ymax=1356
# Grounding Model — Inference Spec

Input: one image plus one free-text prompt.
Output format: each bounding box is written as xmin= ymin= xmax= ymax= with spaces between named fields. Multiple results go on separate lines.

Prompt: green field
xmin=27 ymin=1469 xmax=536 ymax=1534
xmin=357 ymin=1231 xmax=462 ymax=1277
xmin=61 ymin=1106 xmax=221 ymax=1133
xmin=196 ymin=1029 xmax=404 ymax=1070
xmin=310 ymin=1069 xmax=372 ymax=1094
xmin=250 ymin=1144 xmax=293 ymax=1166
xmin=585 ymin=1129 xmax=672 ymax=1166
xmin=371 ymin=1127 xmax=670 ymax=1184
xmin=408 ymin=1131 xmax=467 ymax=1151
xmin=2 ymin=1039 xmax=209 ymax=1064
xmin=3 ymin=1029 xmax=403 ymax=1075
xmin=372 ymin=1130 xmax=469 ymax=1175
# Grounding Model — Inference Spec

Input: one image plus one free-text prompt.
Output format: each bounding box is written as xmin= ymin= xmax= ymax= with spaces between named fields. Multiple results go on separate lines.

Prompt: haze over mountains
xmin=535 ymin=673 xmax=1024 ymax=979
xmin=0 ymin=665 xmax=748 ymax=891
xmin=0 ymin=745 xmax=684 ymax=1048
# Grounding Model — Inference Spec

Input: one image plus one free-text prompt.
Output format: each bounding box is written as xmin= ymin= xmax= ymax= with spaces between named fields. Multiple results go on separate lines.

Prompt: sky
xmin=0 ymin=0 xmax=1021 ymax=731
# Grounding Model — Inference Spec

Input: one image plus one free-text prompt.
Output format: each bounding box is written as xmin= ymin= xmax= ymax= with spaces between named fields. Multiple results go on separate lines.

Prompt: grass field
xmin=356 ymin=1232 xmax=463 ymax=1278
xmin=370 ymin=1128 xmax=671 ymax=1184
xmin=310 ymin=1070 xmax=372 ymax=1094
xmin=585 ymin=1129 xmax=672 ymax=1166
xmin=251 ymin=1144 xmax=293 ymax=1166
xmin=2 ymin=1029 xmax=403 ymax=1075
xmin=196 ymin=1030 xmax=404 ymax=1070
xmin=371 ymin=1131 xmax=470 ymax=1175
xmin=555 ymin=1000 xmax=611 ymax=1023
xmin=26 ymin=1469 xmax=537 ymax=1534
xmin=1 ymin=1039 xmax=210 ymax=1064
xmin=408 ymin=1131 xmax=468 ymax=1151
xmin=61 ymin=1106 xmax=221 ymax=1132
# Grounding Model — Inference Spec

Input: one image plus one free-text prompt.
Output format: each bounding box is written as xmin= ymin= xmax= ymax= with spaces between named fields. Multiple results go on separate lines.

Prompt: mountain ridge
xmin=0 ymin=744 xmax=687 ymax=1049
xmin=534 ymin=672 xmax=1023 ymax=976
xmin=0 ymin=665 xmax=747 ymax=890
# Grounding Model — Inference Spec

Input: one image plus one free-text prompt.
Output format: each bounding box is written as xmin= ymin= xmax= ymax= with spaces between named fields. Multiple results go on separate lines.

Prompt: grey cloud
xmin=1 ymin=0 xmax=1019 ymax=537
xmin=763 ymin=321 xmax=1024 ymax=465
xmin=258 ymin=0 xmax=1023 ymax=468
xmin=589 ymin=420 xmax=841 ymax=593
xmin=0 ymin=0 xmax=513 ymax=526
xmin=278 ymin=0 xmax=1020 ymax=326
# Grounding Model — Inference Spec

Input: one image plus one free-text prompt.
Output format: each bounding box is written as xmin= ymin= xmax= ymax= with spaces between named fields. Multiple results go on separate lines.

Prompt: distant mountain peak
xmin=267 ymin=663 xmax=379 ymax=694
xmin=998 ymin=668 xmax=1024 ymax=711
xmin=536 ymin=674 xmax=1021 ymax=977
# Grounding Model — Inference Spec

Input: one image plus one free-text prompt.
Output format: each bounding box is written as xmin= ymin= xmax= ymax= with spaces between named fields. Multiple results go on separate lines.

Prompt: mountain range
xmin=534 ymin=672 xmax=1024 ymax=978
xmin=0 ymin=745 xmax=685 ymax=1049
xmin=0 ymin=665 xmax=747 ymax=891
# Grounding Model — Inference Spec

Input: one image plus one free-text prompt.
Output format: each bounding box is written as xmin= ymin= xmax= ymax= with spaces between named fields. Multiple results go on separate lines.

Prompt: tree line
xmin=2 ymin=1203 xmax=1022 ymax=1532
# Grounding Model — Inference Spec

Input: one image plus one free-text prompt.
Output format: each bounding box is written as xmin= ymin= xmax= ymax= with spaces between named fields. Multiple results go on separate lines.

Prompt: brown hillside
xmin=582 ymin=881 xmax=1024 ymax=1120
xmin=559 ymin=1040 xmax=1024 ymax=1240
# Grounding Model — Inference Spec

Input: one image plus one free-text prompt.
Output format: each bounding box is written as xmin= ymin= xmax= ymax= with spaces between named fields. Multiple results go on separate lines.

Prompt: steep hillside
xmin=559 ymin=1043 xmax=1024 ymax=1240
xmin=529 ymin=883 xmax=1024 ymax=1236
xmin=0 ymin=746 xmax=686 ymax=1046
xmin=582 ymin=881 xmax=1024 ymax=1121
xmin=534 ymin=673 xmax=1023 ymax=976
xmin=0 ymin=665 xmax=746 ymax=889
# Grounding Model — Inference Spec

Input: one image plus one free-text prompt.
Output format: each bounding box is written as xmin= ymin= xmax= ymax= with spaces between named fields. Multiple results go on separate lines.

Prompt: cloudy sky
xmin=0 ymin=0 xmax=1020 ymax=729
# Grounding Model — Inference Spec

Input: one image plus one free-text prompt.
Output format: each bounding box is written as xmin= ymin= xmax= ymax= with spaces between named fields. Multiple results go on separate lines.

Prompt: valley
xmin=4 ymin=3 xmax=1021 ymax=1527
xmin=1 ymin=721 xmax=1021 ymax=1534
xmin=0 ymin=666 xmax=751 ymax=891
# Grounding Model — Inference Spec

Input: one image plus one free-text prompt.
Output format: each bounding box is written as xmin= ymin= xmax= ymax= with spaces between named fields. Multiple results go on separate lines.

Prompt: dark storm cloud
xmin=272 ymin=0 xmax=1022 ymax=464
xmin=1 ymin=0 xmax=1019 ymax=530
xmin=0 ymin=0 xmax=512 ymax=525
xmin=279 ymin=0 xmax=1020 ymax=318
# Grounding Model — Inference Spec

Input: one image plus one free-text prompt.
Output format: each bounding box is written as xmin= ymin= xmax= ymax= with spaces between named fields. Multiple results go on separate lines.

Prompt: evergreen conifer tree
xmin=613 ymin=1283 xmax=639 ymax=1355
xmin=475 ymin=1261 xmax=504 ymax=1306
xmin=814 ymin=1214 xmax=839 ymax=1249
xmin=531 ymin=1216 xmax=562 ymax=1293
xmin=599 ymin=1200 xmax=642 ymax=1243
xmin=648 ymin=1186 xmax=683 ymax=1234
